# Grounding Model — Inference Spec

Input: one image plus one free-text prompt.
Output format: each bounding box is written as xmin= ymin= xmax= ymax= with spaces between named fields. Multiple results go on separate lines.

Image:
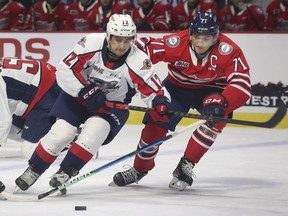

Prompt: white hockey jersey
xmin=0 ymin=58 xmax=56 ymax=146
xmin=56 ymin=33 xmax=170 ymax=107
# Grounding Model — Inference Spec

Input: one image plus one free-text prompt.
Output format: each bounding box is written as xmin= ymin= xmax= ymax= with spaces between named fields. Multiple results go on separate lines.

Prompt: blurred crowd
xmin=1 ymin=0 xmax=288 ymax=32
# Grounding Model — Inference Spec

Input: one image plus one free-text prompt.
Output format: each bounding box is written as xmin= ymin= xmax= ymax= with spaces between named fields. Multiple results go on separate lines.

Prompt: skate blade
xmin=13 ymin=186 xmax=23 ymax=193
xmin=0 ymin=193 xmax=7 ymax=200
xmin=168 ymin=177 xmax=188 ymax=191
xmin=108 ymin=181 xmax=118 ymax=187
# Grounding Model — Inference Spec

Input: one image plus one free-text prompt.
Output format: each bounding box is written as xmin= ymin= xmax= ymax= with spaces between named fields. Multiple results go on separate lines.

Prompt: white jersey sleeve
xmin=0 ymin=76 xmax=12 ymax=147
xmin=56 ymin=33 xmax=103 ymax=97
xmin=125 ymin=45 xmax=170 ymax=107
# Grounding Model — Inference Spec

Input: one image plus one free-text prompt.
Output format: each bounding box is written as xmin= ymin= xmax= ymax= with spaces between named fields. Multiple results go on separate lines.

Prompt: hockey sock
xmin=134 ymin=123 xmax=168 ymax=172
xmin=60 ymin=142 xmax=93 ymax=171
xmin=29 ymin=143 xmax=58 ymax=174
xmin=184 ymin=123 xmax=221 ymax=163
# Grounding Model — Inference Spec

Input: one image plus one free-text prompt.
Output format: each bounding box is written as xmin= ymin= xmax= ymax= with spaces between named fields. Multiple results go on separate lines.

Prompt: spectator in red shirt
xmin=132 ymin=0 xmax=172 ymax=31
xmin=0 ymin=0 xmax=26 ymax=31
xmin=265 ymin=0 xmax=288 ymax=31
xmin=88 ymin=0 xmax=132 ymax=31
xmin=65 ymin=0 xmax=98 ymax=31
xmin=218 ymin=0 xmax=265 ymax=31
xmin=25 ymin=0 xmax=68 ymax=31
xmin=172 ymin=0 xmax=217 ymax=31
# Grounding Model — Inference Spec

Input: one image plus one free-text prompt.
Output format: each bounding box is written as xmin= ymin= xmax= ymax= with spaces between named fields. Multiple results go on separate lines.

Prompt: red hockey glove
xmin=78 ymin=83 xmax=110 ymax=114
xmin=202 ymin=93 xmax=227 ymax=128
xmin=150 ymin=95 xmax=171 ymax=123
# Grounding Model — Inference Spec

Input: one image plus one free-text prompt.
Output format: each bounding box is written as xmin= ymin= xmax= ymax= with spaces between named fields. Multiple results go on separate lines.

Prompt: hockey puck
xmin=75 ymin=206 xmax=87 ymax=211
xmin=0 ymin=181 xmax=5 ymax=193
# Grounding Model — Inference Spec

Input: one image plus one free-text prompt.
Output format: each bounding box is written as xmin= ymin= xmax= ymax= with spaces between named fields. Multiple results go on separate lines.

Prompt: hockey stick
xmin=0 ymin=120 xmax=205 ymax=202
xmin=106 ymin=100 xmax=287 ymax=128
xmin=46 ymin=2 xmax=59 ymax=30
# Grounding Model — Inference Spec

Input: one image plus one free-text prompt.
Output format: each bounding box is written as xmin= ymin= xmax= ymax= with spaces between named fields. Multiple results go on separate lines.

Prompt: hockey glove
xmin=78 ymin=83 xmax=109 ymax=114
xmin=202 ymin=93 xmax=227 ymax=128
xmin=12 ymin=114 xmax=26 ymax=130
xmin=150 ymin=95 xmax=171 ymax=123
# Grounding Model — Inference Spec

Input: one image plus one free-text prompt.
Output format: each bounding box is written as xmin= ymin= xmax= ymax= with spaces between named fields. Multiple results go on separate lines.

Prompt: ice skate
xmin=110 ymin=166 xmax=147 ymax=186
xmin=169 ymin=156 xmax=195 ymax=191
xmin=49 ymin=167 xmax=79 ymax=195
xmin=15 ymin=166 xmax=40 ymax=191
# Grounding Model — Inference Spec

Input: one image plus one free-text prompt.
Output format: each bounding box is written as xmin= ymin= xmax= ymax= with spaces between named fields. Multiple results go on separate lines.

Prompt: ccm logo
xmin=0 ymin=38 xmax=50 ymax=61
xmin=83 ymin=87 xmax=99 ymax=99
xmin=204 ymin=98 xmax=222 ymax=104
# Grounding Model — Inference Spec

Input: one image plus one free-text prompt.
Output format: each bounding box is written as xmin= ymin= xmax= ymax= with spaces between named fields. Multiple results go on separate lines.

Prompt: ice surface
xmin=1 ymin=125 xmax=288 ymax=216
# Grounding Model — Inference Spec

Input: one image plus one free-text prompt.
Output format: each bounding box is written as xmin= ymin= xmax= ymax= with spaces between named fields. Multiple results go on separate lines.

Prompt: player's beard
xmin=107 ymin=47 xmax=130 ymax=62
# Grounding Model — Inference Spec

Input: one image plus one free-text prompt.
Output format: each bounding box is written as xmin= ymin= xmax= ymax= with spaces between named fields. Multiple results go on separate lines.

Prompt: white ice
xmin=1 ymin=124 xmax=288 ymax=216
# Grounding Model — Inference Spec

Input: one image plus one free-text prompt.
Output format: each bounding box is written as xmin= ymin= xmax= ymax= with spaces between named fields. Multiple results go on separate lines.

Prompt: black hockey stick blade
xmin=210 ymin=100 xmax=287 ymax=128
xmin=107 ymin=100 xmax=287 ymax=128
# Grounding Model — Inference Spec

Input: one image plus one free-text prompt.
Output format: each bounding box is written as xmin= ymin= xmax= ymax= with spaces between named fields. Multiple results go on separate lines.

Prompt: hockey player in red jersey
xmin=218 ymin=0 xmax=265 ymax=31
xmin=24 ymin=0 xmax=68 ymax=31
xmin=264 ymin=0 xmax=288 ymax=31
xmin=172 ymin=0 xmax=217 ymax=30
xmin=0 ymin=57 xmax=61 ymax=158
xmin=65 ymin=0 xmax=98 ymax=31
xmin=0 ymin=0 xmax=27 ymax=30
xmin=132 ymin=0 xmax=172 ymax=31
xmin=112 ymin=11 xmax=251 ymax=191
xmin=15 ymin=14 xmax=171 ymax=192
xmin=87 ymin=0 xmax=132 ymax=31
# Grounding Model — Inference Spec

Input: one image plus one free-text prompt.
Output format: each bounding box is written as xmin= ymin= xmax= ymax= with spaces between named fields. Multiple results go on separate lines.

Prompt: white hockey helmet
xmin=106 ymin=14 xmax=136 ymax=41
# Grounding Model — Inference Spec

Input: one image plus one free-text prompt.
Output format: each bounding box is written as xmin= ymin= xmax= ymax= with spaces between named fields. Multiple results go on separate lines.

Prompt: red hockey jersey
xmin=265 ymin=0 xmax=288 ymax=31
xmin=135 ymin=30 xmax=251 ymax=113
xmin=87 ymin=0 xmax=132 ymax=31
xmin=172 ymin=0 xmax=217 ymax=30
xmin=218 ymin=4 xmax=265 ymax=31
xmin=25 ymin=1 xmax=68 ymax=31
xmin=0 ymin=1 xmax=26 ymax=30
xmin=132 ymin=1 xmax=172 ymax=31
xmin=65 ymin=0 xmax=98 ymax=31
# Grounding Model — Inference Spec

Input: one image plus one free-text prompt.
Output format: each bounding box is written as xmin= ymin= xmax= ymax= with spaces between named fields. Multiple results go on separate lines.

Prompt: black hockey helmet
xmin=189 ymin=11 xmax=219 ymax=40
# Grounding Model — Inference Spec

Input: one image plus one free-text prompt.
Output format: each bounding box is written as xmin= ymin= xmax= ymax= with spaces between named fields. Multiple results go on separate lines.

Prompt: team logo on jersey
xmin=77 ymin=37 xmax=87 ymax=48
xmin=166 ymin=36 xmax=180 ymax=48
xmin=218 ymin=42 xmax=233 ymax=55
xmin=88 ymin=77 xmax=120 ymax=94
xmin=140 ymin=59 xmax=152 ymax=70
xmin=175 ymin=61 xmax=190 ymax=68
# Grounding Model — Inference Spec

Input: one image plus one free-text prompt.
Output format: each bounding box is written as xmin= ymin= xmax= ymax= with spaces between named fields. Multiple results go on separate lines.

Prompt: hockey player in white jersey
xmin=0 ymin=57 xmax=61 ymax=158
xmin=15 ymin=14 xmax=171 ymax=192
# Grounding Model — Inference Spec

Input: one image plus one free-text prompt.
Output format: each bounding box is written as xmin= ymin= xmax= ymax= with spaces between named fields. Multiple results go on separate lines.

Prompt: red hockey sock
xmin=184 ymin=124 xmax=221 ymax=163
xmin=134 ymin=123 xmax=168 ymax=172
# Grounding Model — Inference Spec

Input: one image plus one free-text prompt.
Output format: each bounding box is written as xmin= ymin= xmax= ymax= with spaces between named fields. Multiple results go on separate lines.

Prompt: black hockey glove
xmin=78 ymin=83 xmax=108 ymax=114
xmin=202 ymin=93 xmax=227 ymax=128
xmin=12 ymin=114 xmax=26 ymax=129
xmin=150 ymin=95 xmax=171 ymax=123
